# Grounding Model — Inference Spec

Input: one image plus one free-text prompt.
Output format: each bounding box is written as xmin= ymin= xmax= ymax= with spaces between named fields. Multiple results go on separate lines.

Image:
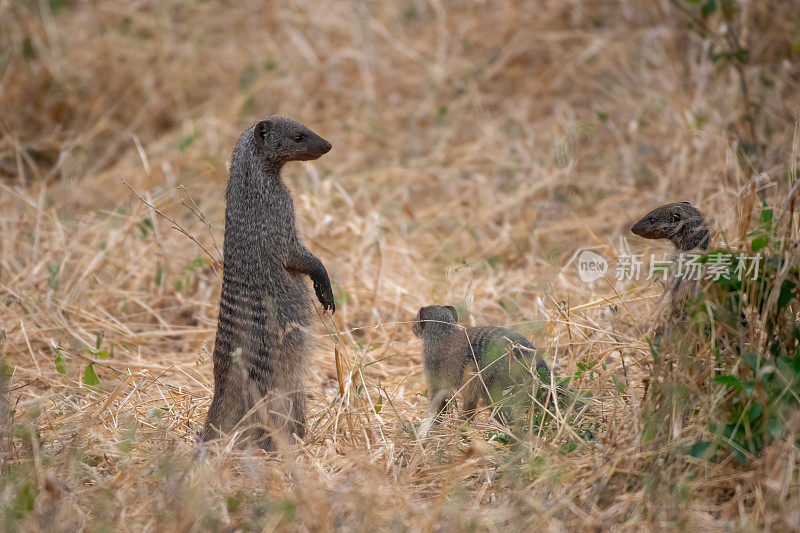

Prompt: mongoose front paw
xmin=313 ymin=278 xmax=336 ymax=314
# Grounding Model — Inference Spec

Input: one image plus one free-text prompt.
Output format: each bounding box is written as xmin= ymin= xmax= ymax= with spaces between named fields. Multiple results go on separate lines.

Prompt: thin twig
xmin=177 ymin=185 xmax=223 ymax=262
xmin=121 ymin=178 xmax=221 ymax=280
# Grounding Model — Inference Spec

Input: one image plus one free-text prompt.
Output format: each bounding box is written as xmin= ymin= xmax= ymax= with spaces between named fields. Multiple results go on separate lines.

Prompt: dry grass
xmin=1 ymin=0 xmax=800 ymax=530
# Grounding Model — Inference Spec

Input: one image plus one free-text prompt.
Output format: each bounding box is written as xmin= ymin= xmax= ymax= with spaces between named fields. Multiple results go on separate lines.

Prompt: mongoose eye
xmin=669 ymin=212 xmax=681 ymax=223
xmin=293 ymin=133 xmax=305 ymax=142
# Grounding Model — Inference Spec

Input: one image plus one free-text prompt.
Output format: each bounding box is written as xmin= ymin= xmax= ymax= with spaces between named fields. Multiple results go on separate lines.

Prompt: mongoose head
xmin=253 ymin=115 xmax=332 ymax=164
xmin=412 ymin=305 xmax=458 ymax=337
xmin=631 ymin=202 xmax=709 ymax=251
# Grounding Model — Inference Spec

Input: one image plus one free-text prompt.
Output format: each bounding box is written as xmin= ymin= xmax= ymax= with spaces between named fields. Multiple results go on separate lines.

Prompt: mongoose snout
xmin=414 ymin=305 xmax=549 ymax=429
xmin=294 ymin=137 xmax=332 ymax=161
xmin=254 ymin=116 xmax=333 ymax=162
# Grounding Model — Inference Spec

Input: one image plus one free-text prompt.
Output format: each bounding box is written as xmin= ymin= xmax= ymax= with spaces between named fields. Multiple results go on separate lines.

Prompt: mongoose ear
xmin=445 ymin=306 xmax=458 ymax=321
xmin=253 ymin=119 xmax=273 ymax=147
xmin=412 ymin=308 xmax=426 ymax=336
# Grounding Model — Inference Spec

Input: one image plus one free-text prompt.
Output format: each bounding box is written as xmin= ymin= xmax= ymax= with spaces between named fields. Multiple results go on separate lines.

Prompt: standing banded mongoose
xmin=201 ymin=116 xmax=335 ymax=450
xmin=631 ymin=201 xmax=710 ymax=322
xmin=632 ymin=202 xmax=752 ymax=356
xmin=412 ymin=305 xmax=549 ymax=431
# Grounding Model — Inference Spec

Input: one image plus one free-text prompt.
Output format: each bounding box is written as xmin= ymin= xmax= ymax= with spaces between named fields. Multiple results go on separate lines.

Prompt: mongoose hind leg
xmin=460 ymin=378 xmax=483 ymax=421
xmin=239 ymin=387 xmax=280 ymax=450
xmin=428 ymin=388 xmax=450 ymax=419
xmin=288 ymin=385 xmax=307 ymax=442
xmin=417 ymin=388 xmax=451 ymax=439
xmin=256 ymin=389 xmax=300 ymax=450
xmin=201 ymin=382 xmax=246 ymax=443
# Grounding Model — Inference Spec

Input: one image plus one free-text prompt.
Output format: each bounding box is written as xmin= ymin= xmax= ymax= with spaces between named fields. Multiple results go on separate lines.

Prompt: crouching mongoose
xmin=201 ymin=116 xmax=335 ymax=450
xmin=413 ymin=305 xmax=549 ymax=433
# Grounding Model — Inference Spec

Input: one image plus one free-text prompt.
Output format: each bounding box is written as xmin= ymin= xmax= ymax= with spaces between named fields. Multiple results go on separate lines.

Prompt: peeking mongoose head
xmin=412 ymin=305 xmax=459 ymax=337
xmin=253 ymin=115 xmax=332 ymax=164
xmin=631 ymin=202 xmax=710 ymax=251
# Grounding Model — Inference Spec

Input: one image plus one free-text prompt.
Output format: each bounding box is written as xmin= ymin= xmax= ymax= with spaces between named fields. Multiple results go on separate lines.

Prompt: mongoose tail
xmin=202 ymin=116 xmax=335 ymax=450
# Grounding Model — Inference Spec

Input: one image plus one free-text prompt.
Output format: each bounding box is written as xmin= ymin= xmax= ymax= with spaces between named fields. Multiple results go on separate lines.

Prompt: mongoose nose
xmin=323 ymin=142 xmax=332 ymax=153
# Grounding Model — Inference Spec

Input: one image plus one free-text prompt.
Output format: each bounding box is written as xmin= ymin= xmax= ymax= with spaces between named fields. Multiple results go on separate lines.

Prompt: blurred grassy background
xmin=1 ymin=0 xmax=799 ymax=530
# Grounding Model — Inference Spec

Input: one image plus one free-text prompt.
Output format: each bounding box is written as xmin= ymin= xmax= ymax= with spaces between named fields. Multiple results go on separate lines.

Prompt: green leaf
xmin=49 ymin=0 xmax=67 ymax=15
xmin=713 ymin=374 xmax=743 ymax=391
xmin=746 ymin=403 xmax=762 ymax=421
xmin=768 ymin=416 xmax=782 ymax=439
xmin=743 ymin=352 xmax=759 ymax=372
xmin=488 ymin=432 xmax=513 ymax=445
xmin=485 ymin=255 xmax=502 ymax=267
xmin=275 ymin=499 xmax=296 ymax=522
xmin=436 ymin=106 xmax=448 ymax=124
xmin=751 ymin=235 xmax=769 ymax=252
xmin=560 ymin=441 xmax=578 ymax=454
xmin=54 ymin=352 xmax=66 ymax=374
xmin=733 ymin=449 xmax=746 ymax=465
xmin=47 ymin=261 xmax=60 ymax=291
xmin=136 ymin=217 xmax=153 ymax=238
xmin=731 ymin=48 xmax=748 ymax=63
xmin=758 ymin=201 xmax=773 ymax=230
xmin=612 ymin=374 xmax=626 ymax=393
xmin=14 ymin=484 xmax=36 ymax=516
xmin=85 ymin=348 xmax=110 ymax=359
xmin=373 ymin=394 xmax=383 ymax=413
xmin=226 ymin=495 xmax=242 ymax=513
xmin=83 ymin=364 xmax=101 ymax=387
xmin=641 ymin=427 xmax=656 ymax=444
xmin=778 ymin=280 xmax=796 ymax=309
xmin=689 ymin=440 xmax=713 ymax=459
xmin=648 ymin=338 xmax=660 ymax=365
xmin=178 ymin=133 xmax=197 ymax=151
xmin=701 ymin=0 xmax=716 ymax=18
